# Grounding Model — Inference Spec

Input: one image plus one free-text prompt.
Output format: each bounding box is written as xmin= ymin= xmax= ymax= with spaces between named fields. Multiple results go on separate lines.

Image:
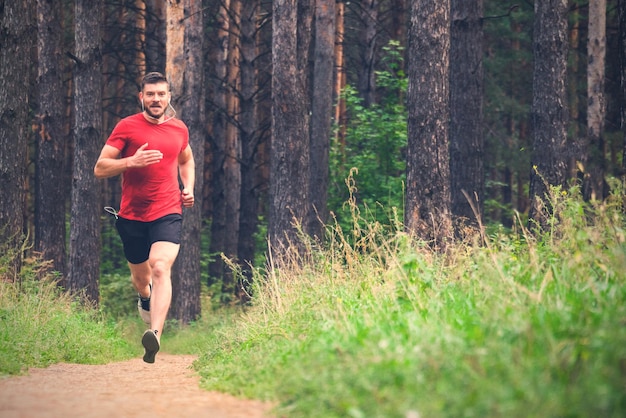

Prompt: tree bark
xmin=357 ymin=0 xmax=378 ymax=107
xmin=237 ymin=0 xmax=261 ymax=295
xmin=169 ymin=0 xmax=204 ymax=323
xmin=269 ymin=0 xmax=311 ymax=257
xmin=583 ymin=0 xmax=607 ymax=201
xmin=69 ymin=0 xmax=102 ymax=303
xmin=334 ymin=2 xmax=347 ymax=160
xmin=35 ymin=0 xmax=68 ymax=282
xmin=208 ymin=0 xmax=230 ymax=285
xmin=145 ymin=0 xmax=166 ymax=73
xmin=405 ymin=0 xmax=453 ymax=250
xmin=221 ymin=0 xmax=242 ymax=299
xmin=0 ymin=0 xmax=34 ymax=281
xmin=569 ymin=5 xmax=582 ymax=181
xmin=620 ymin=0 xmax=626 ymax=203
xmin=207 ymin=0 xmax=243 ymax=301
xmin=528 ymin=0 xmax=569 ymax=229
xmin=449 ymin=0 xmax=484 ymax=232
xmin=308 ymin=0 xmax=336 ymax=239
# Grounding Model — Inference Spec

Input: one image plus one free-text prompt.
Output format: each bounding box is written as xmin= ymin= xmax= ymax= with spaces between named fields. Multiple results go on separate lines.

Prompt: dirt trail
xmin=0 ymin=354 xmax=273 ymax=418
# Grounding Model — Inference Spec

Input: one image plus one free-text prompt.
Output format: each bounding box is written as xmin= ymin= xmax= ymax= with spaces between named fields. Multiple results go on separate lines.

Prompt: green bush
xmin=329 ymin=41 xmax=407 ymax=234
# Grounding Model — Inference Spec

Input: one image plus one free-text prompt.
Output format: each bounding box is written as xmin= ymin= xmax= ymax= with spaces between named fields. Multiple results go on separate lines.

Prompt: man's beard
xmin=145 ymin=105 xmax=165 ymax=119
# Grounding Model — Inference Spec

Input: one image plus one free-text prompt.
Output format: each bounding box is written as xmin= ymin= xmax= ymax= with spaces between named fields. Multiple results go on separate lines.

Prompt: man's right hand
xmin=127 ymin=143 xmax=163 ymax=168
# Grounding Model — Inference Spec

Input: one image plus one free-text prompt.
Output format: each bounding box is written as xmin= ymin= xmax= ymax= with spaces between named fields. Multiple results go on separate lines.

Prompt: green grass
xmin=2 ymin=185 xmax=625 ymax=417
xmin=0 ymin=273 xmax=137 ymax=376
xmin=194 ymin=187 xmax=626 ymax=417
xmin=0 ymin=257 xmax=240 ymax=377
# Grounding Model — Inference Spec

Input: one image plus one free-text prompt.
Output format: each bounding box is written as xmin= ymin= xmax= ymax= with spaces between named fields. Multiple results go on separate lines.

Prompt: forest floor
xmin=0 ymin=354 xmax=274 ymax=418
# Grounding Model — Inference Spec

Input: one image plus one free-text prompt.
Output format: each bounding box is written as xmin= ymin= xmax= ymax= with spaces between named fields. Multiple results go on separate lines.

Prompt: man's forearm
xmin=179 ymin=160 xmax=195 ymax=192
xmin=94 ymin=158 xmax=129 ymax=178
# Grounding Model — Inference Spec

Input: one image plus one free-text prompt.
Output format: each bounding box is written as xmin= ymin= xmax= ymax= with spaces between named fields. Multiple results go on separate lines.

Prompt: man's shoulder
xmin=120 ymin=113 xmax=144 ymax=123
xmin=170 ymin=117 xmax=188 ymax=129
xmin=113 ymin=113 xmax=143 ymax=128
xmin=166 ymin=118 xmax=189 ymax=134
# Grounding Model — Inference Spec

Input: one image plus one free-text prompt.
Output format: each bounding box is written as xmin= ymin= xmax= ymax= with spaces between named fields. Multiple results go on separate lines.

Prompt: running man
xmin=94 ymin=72 xmax=195 ymax=363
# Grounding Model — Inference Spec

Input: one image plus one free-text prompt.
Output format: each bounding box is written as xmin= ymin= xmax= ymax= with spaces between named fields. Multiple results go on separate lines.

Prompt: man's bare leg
xmin=128 ymin=241 xmax=179 ymax=363
xmin=146 ymin=241 xmax=180 ymax=339
xmin=129 ymin=262 xmax=152 ymax=298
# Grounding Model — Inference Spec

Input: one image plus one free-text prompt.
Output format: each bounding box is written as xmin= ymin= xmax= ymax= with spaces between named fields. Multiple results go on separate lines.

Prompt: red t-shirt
xmin=105 ymin=113 xmax=189 ymax=222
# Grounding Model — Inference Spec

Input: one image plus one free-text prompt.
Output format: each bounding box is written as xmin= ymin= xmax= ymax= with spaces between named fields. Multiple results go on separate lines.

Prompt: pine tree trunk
xmin=308 ymin=0 xmax=336 ymax=239
xmin=145 ymin=0 xmax=166 ymax=72
xmin=528 ymin=0 xmax=569 ymax=229
xmin=568 ymin=7 xmax=582 ymax=181
xmin=0 ymin=0 xmax=34 ymax=281
xmin=449 ymin=0 xmax=484 ymax=232
xmin=334 ymin=2 xmax=347 ymax=159
xmin=169 ymin=0 xmax=204 ymax=323
xmin=269 ymin=0 xmax=311 ymax=257
xmin=357 ymin=0 xmax=378 ymax=107
xmin=618 ymin=0 xmax=626 ymax=198
xmin=584 ymin=0 xmax=607 ymax=201
xmin=69 ymin=0 xmax=102 ymax=303
xmin=405 ymin=0 xmax=453 ymax=250
xmin=35 ymin=0 xmax=68 ymax=281
xmin=237 ymin=0 xmax=261 ymax=295
xmin=220 ymin=0 xmax=242 ymax=299
xmin=208 ymin=0 xmax=230 ymax=285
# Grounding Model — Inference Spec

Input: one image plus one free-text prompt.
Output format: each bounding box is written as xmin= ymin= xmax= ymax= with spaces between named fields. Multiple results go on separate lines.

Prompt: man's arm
xmin=178 ymin=144 xmax=195 ymax=207
xmin=94 ymin=143 xmax=163 ymax=178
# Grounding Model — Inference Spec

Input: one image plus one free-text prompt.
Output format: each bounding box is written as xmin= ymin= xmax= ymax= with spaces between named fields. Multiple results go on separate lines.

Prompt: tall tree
xmin=68 ymin=0 xmax=103 ymax=303
xmin=405 ymin=0 xmax=453 ymax=250
xmin=528 ymin=0 xmax=569 ymax=229
xmin=221 ymin=0 xmax=242 ymax=298
xmin=144 ymin=0 xmax=166 ymax=72
xmin=569 ymin=2 xmax=583 ymax=181
xmin=169 ymin=0 xmax=204 ymax=323
xmin=35 ymin=0 xmax=68 ymax=281
xmin=0 ymin=0 xmax=34 ymax=280
xmin=334 ymin=1 xmax=347 ymax=154
xmin=621 ymin=0 xmax=626 ymax=195
xmin=208 ymin=0 xmax=230 ymax=285
xmin=357 ymin=0 xmax=379 ymax=107
xmin=208 ymin=0 xmax=243 ymax=300
xmin=449 ymin=0 xmax=484 ymax=231
xmin=238 ymin=0 xmax=262 ymax=292
xmin=308 ymin=0 xmax=336 ymax=239
xmin=269 ymin=0 xmax=312 ymax=256
xmin=583 ymin=0 xmax=607 ymax=201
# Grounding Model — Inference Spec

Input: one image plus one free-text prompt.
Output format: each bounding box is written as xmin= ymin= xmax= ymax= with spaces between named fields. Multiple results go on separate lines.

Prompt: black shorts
xmin=115 ymin=213 xmax=182 ymax=264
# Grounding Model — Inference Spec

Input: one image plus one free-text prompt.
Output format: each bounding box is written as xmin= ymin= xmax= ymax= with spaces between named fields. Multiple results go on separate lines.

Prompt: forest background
xmin=1 ymin=0 xmax=625 ymax=323
xmin=2 ymin=1 xmax=626 ymax=416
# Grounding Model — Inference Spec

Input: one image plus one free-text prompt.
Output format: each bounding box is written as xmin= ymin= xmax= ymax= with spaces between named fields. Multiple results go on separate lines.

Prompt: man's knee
xmin=148 ymin=242 xmax=179 ymax=279
xmin=149 ymin=259 xmax=172 ymax=280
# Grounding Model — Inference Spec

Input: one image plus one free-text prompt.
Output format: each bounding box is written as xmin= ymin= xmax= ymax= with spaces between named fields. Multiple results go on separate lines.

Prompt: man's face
xmin=140 ymin=82 xmax=170 ymax=119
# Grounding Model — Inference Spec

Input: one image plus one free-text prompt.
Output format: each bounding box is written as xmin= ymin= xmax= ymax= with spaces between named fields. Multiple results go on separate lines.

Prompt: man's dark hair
xmin=141 ymin=72 xmax=169 ymax=90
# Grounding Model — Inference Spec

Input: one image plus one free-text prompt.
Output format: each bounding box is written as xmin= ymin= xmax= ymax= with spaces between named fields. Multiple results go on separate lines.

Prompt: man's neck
xmin=142 ymin=111 xmax=164 ymax=125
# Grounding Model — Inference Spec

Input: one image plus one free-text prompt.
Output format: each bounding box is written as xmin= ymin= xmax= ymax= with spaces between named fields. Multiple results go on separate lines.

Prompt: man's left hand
xmin=181 ymin=188 xmax=194 ymax=208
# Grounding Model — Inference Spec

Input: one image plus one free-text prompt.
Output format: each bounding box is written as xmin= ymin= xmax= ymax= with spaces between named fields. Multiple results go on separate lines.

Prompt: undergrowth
xmin=195 ymin=185 xmax=626 ymax=418
xmin=0 ymin=260 xmax=136 ymax=376
xmin=2 ymin=184 xmax=625 ymax=418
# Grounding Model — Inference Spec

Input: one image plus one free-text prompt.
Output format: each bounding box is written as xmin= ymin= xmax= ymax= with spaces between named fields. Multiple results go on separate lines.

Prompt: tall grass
xmin=195 ymin=186 xmax=626 ymax=417
xmin=0 ymin=257 xmax=136 ymax=376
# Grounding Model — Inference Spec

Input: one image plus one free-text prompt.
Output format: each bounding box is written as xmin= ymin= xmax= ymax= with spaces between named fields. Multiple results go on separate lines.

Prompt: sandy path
xmin=0 ymin=354 xmax=273 ymax=418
